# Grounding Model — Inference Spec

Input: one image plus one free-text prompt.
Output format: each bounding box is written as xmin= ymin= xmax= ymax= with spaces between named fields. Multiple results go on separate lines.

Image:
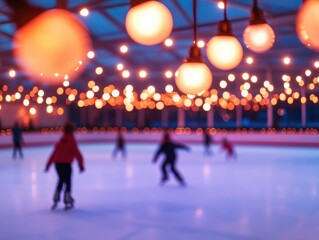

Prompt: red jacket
xmin=46 ymin=134 xmax=84 ymax=170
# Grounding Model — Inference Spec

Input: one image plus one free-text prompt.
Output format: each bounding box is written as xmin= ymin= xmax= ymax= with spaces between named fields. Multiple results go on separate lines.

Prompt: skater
xmin=221 ymin=137 xmax=237 ymax=160
xmin=12 ymin=121 xmax=23 ymax=159
xmin=152 ymin=132 xmax=190 ymax=186
xmin=112 ymin=131 xmax=126 ymax=159
xmin=45 ymin=121 xmax=84 ymax=210
xmin=203 ymin=129 xmax=213 ymax=155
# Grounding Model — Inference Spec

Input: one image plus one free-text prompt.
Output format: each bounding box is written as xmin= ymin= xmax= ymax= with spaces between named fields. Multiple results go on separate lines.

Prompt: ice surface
xmin=0 ymin=141 xmax=319 ymax=240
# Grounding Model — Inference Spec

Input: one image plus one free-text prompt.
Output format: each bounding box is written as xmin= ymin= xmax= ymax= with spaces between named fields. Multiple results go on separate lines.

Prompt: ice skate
xmin=64 ymin=192 xmax=74 ymax=210
xmin=51 ymin=191 xmax=60 ymax=210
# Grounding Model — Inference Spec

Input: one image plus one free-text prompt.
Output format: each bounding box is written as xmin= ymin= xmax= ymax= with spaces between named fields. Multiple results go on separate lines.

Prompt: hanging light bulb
xmin=125 ymin=0 xmax=173 ymax=46
xmin=175 ymin=0 xmax=212 ymax=95
xmin=207 ymin=0 xmax=243 ymax=70
xmin=176 ymin=44 xmax=212 ymax=95
xmin=13 ymin=9 xmax=91 ymax=85
xmin=296 ymin=0 xmax=319 ymax=51
xmin=243 ymin=0 xmax=275 ymax=53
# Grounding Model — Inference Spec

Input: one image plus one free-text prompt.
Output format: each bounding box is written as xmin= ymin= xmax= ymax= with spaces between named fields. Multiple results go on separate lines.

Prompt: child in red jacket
xmin=45 ymin=122 xmax=84 ymax=210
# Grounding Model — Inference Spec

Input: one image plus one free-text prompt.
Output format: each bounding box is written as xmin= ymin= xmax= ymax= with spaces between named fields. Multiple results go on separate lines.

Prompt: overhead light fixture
xmin=13 ymin=9 xmax=91 ymax=85
xmin=243 ymin=0 xmax=275 ymax=53
xmin=125 ymin=0 xmax=173 ymax=46
xmin=296 ymin=0 xmax=319 ymax=51
xmin=175 ymin=0 xmax=212 ymax=95
xmin=206 ymin=0 xmax=243 ymax=70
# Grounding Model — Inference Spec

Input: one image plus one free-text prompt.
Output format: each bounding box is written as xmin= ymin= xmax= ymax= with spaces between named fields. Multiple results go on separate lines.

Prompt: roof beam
xmin=171 ymin=0 xmax=193 ymax=26
xmin=98 ymin=9 xmax=126 ymax=32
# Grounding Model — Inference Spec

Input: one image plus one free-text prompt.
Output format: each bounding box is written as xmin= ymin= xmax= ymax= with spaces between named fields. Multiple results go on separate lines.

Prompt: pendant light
xmin=175 ymin=0 xmax=212 ymax=95
xmin=296 ymin=0 xmax=319 ymax=51
xmin=243 ymin=0 xmax=275 ymax=53
xmin=13 ymin=9 xmax=91 ymax=85
xmin=125 ymin=0 xmax=173 ymax=46
xmin=206 ymin=0 xmax=243 ymax=70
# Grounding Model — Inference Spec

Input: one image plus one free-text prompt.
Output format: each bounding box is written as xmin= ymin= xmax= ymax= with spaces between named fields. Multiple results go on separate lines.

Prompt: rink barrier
xmin=0 ymin=132 xmax=319 ymax=149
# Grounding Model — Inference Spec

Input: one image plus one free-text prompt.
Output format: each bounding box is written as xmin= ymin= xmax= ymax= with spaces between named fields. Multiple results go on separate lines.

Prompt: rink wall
xmin=0 ymin=130 xmax=319 ymax=149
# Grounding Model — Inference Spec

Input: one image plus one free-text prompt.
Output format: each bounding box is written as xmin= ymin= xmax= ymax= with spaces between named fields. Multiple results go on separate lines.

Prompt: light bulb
xmin=175 ymin=45 xmax=212 ymax=95
xmin=207 ymin=35 xmax=243 ymax=70
xmin=243 ymin=1 xmax=275 ymax=53
xmin=296 ymin=0 xmax=319 ymax=51
xmin=13 ymin=9 xmax=91 ymax=85
xmin=175 ymin=63 xmax=212 ymax=95
xmin=125 ymin=1 xmax=173 ymax=46
xmin=243 ymin=23 xmax=275 ymax=53
xmin=207 ymin=20 xmax=243 ymax=70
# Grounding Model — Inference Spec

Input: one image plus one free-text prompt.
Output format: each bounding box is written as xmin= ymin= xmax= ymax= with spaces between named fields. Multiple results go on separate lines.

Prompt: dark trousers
xmin=13 ymin=141 xmax=23 ymax=158
xmin=55 ymin=163 xmax=72 ymax=193
xmin=161 ymin=158 xmax=184 ymax=183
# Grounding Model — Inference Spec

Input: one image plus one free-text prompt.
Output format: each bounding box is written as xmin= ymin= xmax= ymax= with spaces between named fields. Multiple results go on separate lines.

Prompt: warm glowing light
xmin=29 ymin=107 xmax=36 ymax=115
xmin=125 ymin=1 xmax=173 ymax=46
xmin=88 ymin=80 xmax=95 ymax=88
xmin=217 ymin=1 xmax=225 ymax=9
xmin=243 ymin=24 xmax=275 ymax=53
xmin=38 ymin=90 xmax=44 ymax=97
xmin=207 ymin=36 xmax=243 ymax=70
xmin=165 ymin=84 xmax=173 ymax=93
xmin=122 ymin=70 xmax=130 ymax=78
xmin=13 ymin=9 xmax=91 ymax=84
xmin=246 ymin=57 xmax=254 ymax=64
xmin=95 ymin=99 xmax=103 ymax=109
xmin=102 ymin=93 xmax=110 ymax=101
xmin=219 ymin=80 xmax=227 ymax=89
xmin=228 ymin=74 xmax=235 ymax=82
xmin=305 ymin=69 xmax=311 ymax=77
xmin=92 ymin=85 xmax=99 ymax=93
xmin=80 ymin=8 xmax=89 ymax=17
xmin=120 ymin=45 xmax=128 ymax=53
xmin=197 ymin=40 xmax=205 ymax=48
xmin=165 ymin=70 xmax=173 ymax=78
xmin=164 ymin=38 xmax=173 ymax=47
xmin=251 ymin=75 xmax=258 ymax=83
xmin=23 ymin=99 xmax=30 ymax=106
xmin=283 ymin=56 xmax=291 ymax=65
xmin=147 ymin=85 xmax=156 ymax=94
xmin=139 ymin=70 xmax=147 ymax=78
xmin=46 ymin=105 xmax=53 ymax=113
xmin=87 ymin=51 xmax=95 ymax=59
xmin=314 ymin=61 xmax=319 ymax=68
xmin=112 ymin=89 xmax=120 ymax=97
xmin=117 ymin=63 xmax=124 ymax=71
xmin=63 ymin=80 xmax=69 ymax=87
xmin=9 ymin=69 xmax=16 ymax=78
xmin=86 ymin=90 xmax=94 ymax=99
xmin=95 ymin=67 xmax=103 ymax=75
xmin=125 ymin=84 xmax=134 ymax=92
xmin=15 ymin=92 xmax=21 ymax=100
xmin=175 ymin=62 xmax=212 ymax=95
xmin=296 ymin=1 xmax=319 ymax=51
xmin=57 ymin=107 xmax=64 ymax=115
xmin=242 ymin=73 xmax=249 ymax=80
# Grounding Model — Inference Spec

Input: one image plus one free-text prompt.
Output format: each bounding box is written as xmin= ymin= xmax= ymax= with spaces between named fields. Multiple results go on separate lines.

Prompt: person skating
xmin=112 ymin=131 xmax=126 ymax=159
xmin=152 ymin=132 xmax=190 ymax=186
xmin=203 ymin=129 xmax=213 ymax=156
xmin=12 ymin=121 xmax=23 ymax=159
xmin=221 ymin=137 xmax=237 ymax=160
xmin=45 ymin=122 xmax=85 ymax=210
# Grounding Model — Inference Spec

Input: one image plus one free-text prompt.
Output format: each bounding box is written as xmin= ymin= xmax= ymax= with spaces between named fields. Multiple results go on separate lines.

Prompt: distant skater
xmin=203 ymin=129 xmax=213 ymax=155
xmin=112 ymin=131 xmax=126 ymax=159
xmin=221 ymin=138 xmax=237 ymax=160
xmin=152 ymin=132 xmax=190 ymax=186
xmin=45 ymin=122 xmax=85 ymax=210
xmin=12 ymin=121 xmax=23 ymax=159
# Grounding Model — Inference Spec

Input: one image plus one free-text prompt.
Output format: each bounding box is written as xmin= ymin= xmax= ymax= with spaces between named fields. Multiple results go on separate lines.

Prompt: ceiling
xmin=0 ymin=0 xmax=317 ymax=96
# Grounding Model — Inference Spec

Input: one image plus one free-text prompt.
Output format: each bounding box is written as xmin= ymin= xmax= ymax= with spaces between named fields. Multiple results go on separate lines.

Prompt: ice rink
xmin=1 ymin=137 xmax=319 ymax=240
